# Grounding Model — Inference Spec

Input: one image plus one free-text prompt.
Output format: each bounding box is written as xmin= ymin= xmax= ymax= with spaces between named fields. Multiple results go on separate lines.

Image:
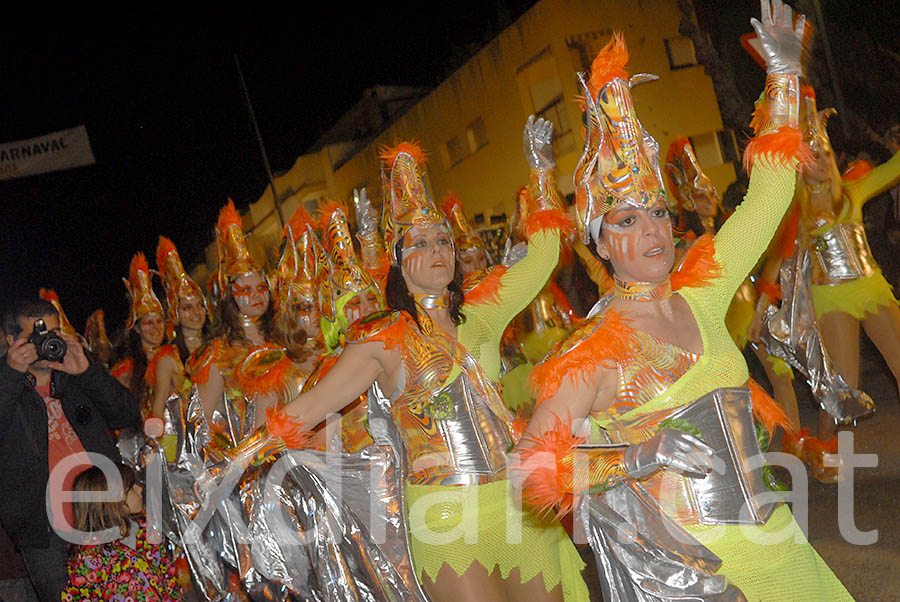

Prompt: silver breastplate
xmin=812 ymin=221 xmax=877 ymax=285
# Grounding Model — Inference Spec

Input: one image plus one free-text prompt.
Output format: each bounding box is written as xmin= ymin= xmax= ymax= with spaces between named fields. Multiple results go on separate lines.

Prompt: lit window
xmin=665 ymin=38 xmax=698 ymax=70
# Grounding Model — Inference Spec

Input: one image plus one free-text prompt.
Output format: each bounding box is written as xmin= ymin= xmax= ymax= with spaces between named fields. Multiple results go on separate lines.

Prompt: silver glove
xmin=623 ymin=428 xmax=715 ymax=479
xmin=523 ymin=114 xmax=555 ymax=170
xmin=353 ymin=187 xmax=378 ymax=239
xmin=750 ymin=0 xmax=806 ymax=75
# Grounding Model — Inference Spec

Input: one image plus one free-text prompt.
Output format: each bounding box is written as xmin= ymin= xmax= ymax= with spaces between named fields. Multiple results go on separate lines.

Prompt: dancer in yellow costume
xmin=227 ymin=129 xmax=590 ymax=601
xmin=518 ymin=6 xmax=852 ymax=600
xmin=796 ymin=85 xmax=900 ymax=448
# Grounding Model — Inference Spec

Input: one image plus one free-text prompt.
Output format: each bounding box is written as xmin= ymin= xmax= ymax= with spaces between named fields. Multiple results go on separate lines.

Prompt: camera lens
xmin=43 ymin=338 xmax=67 ymax=362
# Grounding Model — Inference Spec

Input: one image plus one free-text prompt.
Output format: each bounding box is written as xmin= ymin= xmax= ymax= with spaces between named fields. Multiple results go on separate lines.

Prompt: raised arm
xmin=470 ymin=117 xmax=569 ymax=333
xmin=847 ymin=150 xmax=900 ymax=208
xmin=708 ymin=0 xmax=806 ymax=313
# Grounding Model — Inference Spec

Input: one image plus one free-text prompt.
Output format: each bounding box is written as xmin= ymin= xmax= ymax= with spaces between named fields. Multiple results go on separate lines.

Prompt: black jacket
xmin=0 ymin=359 xmax=140 ymax=549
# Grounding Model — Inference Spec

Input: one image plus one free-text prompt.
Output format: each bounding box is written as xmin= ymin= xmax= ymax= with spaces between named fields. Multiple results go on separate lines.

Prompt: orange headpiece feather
xmin=84 ymin=309 xmax=111 ymax=351
xmin=123 ymin=252 xmax=164 ymax=330
xmin=38 ymin=289 xmax=78 ymax=338
xmin=215 ymin=199 xmax=260 ymax=293
xmin=378 ymin=141 xmax=446 ymax=259
xmin=156 ymin=236 xmax=206 ymax=339
xmin=273 ymin=205 xmax=331 ymax=319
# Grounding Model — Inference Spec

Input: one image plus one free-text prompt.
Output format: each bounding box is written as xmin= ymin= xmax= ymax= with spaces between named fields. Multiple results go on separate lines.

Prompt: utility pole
xmin=810 ymin=0 xmax=850 ymax=139
xmin=234 ymin=54 xmax=285 ymax=228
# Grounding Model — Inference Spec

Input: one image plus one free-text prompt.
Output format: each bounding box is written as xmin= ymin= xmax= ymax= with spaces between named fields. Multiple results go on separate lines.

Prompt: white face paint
xmin=597 ymin=201 xmax=675 ymax=283
xmin=399 ymin=224 xmax=455 ymax=295
xmin=232 ymin=272 xmax=270 ymax=317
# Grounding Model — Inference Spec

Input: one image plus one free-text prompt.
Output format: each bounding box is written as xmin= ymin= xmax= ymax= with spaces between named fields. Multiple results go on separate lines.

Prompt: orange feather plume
xmin=145 ymin=345 xmax=178 ymax=386
xmin=315 ymin=199 xmax=350 ymax=232
xmin=440 ymin=191 xmax=461 ymax=216
xmin=800 ymin=84 xmax=816 ymax=100
xmin=518 ymin=415 xmax=585 ymax=518
xmin=284 ymin=205 xmax=315 ymax=242
xmin=463 ymin=266 xmax=508 ymax=306
xmin=129 ymin=252 xmax=150 ymax=283
xmin=38 ymin=288 xmax=60 ymax=304
xmin=748 ymin=378 xmax=796 ymax=436
xmin=588 ymin=32 xmax=629 ymax=98
xmin=156 ymin=235 xmax=178 ymax=272
xmin=265 ymin=405 xmax=314 ymax=449
xmin=743 ymin=127 xmax=814 ymax=173
xmin=666 ymin=137 xmax=691 ymax=165
xmin=670 ymin=234 xmax=722 ymax=291
xmin=378 ymin=140 xmax=428 ymax=167
xmin=530 ymin=310 xmax=633 ymax=404
xmin=510 ymin=409 xmax=529 ymax=445
xmin=842 ymin=159 xmax=873 ymax=181
xmin=216 ymin=198 xmax=243 ymax=232
xmin=524 ymin=208 xmax=576 ymax=240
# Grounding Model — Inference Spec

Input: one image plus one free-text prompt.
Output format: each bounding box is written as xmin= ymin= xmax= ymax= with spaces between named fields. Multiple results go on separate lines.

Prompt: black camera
xmin=28 ymin=319 xmax=67 ymax=362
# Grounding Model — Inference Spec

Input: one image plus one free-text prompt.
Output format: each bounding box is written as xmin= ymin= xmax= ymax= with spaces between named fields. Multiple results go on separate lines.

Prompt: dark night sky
xmin=1 ymin=2 xmax=896 ymax=335
xmin=0 ymin=4 xmax=536 ymax=333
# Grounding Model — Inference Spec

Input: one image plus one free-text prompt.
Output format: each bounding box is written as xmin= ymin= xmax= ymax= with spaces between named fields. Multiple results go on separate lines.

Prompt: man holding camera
xmin=0 ymin=298 xmax=140 ymax=602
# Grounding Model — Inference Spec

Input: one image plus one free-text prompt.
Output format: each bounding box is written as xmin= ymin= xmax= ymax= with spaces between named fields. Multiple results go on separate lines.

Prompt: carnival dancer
xmin=788 ymin=85 xmax=900 ymax=468
xmin=224 ymin=126 xmax=590 ymax=601
xmin=111 ymin=253 xmax=185 ymax=454
xmin=187 ymin=200 xmax=284 ymax=448
xmin=517 ymin=8 xmax=853 ymax=600
xmin=665 ymin=137 xmax=801 ymax=433
xmin=84 ymin=309 xmax=113 ymax=367
xmin=442 ymin=191 xmax=492 ymax=275
xmin=156 ymin=236 xmax=210 ymax=364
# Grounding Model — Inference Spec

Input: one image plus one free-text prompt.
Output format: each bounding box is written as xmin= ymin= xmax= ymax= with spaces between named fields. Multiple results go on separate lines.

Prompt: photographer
xmin=0 ymin=298 xmax=140 ymax=602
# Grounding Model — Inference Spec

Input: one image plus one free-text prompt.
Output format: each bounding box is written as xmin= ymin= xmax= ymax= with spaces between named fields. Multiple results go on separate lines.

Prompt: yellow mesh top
xmin=843 ymin=150 xmax=900 ymax=221
xmin=459 ymin=228 xmax=560 ymax=382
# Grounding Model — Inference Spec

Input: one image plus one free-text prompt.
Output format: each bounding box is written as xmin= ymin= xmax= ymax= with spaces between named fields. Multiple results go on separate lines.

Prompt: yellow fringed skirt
xmin=685 ymin=505 xmax=854 ymax=601
xmin=811 ymin=270 xmax=899 ymax=320
xmin=406 ymin=479 xmax=589 ymax=601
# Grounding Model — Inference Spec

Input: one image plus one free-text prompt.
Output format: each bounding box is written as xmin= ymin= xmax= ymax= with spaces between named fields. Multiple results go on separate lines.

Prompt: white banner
xmin=0 ymin=125 xmax=96 ymax=181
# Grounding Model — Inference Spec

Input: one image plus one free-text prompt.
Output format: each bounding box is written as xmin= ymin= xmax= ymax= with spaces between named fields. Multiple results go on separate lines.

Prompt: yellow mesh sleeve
xmin=845 ymin=150 xmax=900 ymax=216
xmin=709 ymin=161 xmax=798 ymax=316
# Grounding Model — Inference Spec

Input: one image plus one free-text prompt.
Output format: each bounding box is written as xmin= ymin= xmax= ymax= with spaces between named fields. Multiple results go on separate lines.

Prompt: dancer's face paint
xmin=137 ymin=312 xmax=165 ymax=347
xmin=341 ymin=287 xmax=382 ymax=326
xmin=458 ymin=247 xmax=489 ymax=275
xmin=400 ymin=224 xmax=455 ymax=295
xmin=597 ymin=201 xmax=674 ymax=283
xmin=232 ymin=272 xmax=270 ymax=318
xmin=177 ymin=295 xmax=207 ymax=331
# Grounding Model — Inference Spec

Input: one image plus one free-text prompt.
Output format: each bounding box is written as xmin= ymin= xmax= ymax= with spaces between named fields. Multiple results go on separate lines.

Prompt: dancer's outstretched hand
xmin=624 ymin=428 xmax=716 ymax=479
xmin=353 ymin=187 xmax=377 ymax=238
xmin=523 ymin=115 xmax=555 ymax=170
xmin=750 ymin=0 xmax=806 ymax=75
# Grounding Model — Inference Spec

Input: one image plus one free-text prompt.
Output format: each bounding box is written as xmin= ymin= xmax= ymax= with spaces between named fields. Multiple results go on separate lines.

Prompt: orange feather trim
xmin=284 ymin=205 xmax=315 ymax=242
xmin=129 ymin=252 xmax=151 ymax=284
xmin=510 ymin=409 xmax=529 ymax=445
xmin=216 ymin=199 xmax=243 ymax=232
xmin=315 ymin=199 xmax=350 ymax=233
xmin=156 ymin=235 xmax=177 ymax=272
xmin=378 ymin=140 xmax=427 ymax=167
xmin=842 ymin=159 xmax=874 ymax=181
xmin=530 ymin=310 xmax=633 ymax=404
xmin=39 ymin=288 xmax=60 ymax=305
xmin=800 ymin=84 xmax=816 ymax=100
xmin=356 ymin=314 xmax=407 ymax=352
xmin=518 ymin=415 xmax=585 ymax=518
xmin=111 ymin=358 xmax=134 ymax=380
xmin=463 ymin=265 xmax=508 ymax=306
xmin=748 ymin=378 xmax=796 ymax=436
xmin=670 ymin=234 xmax=722 ymax=291
xmin=588 ymin=32 xmax=629 ymax=98
xmin=239 ymin=353 xmax=293 ymax=398
xmin=191 ymin=361 xmax=211 ymax=386
xmin=743 ymin=127 xmax=814 ymax=173
xmin=265 ymin=405 xmax=313 ymax=449
xmin=440 ymin=190 xmax=461 ymax=216
xmin=145 ymin=345 xmax=179 ymax=386
xmin=524 ymin=208 xmax=575 ymax=240
xmin=757 ymin=279 xmax=782 ymax=302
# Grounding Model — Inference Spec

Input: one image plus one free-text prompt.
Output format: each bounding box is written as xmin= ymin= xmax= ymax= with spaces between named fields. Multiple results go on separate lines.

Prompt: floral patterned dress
xmin=62 ymin=519 xmax=182 ymax=601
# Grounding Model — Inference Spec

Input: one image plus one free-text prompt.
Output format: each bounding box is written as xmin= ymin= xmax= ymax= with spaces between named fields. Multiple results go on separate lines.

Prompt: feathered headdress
xmin=215 ymin=199 xmax=260 ymax=293
xmin=123 ymin=253 xmax=164 ymax=329
xmin=38 ymin=289 xmax=78 ymax=338
xmin=318 ymin=201 xmax=379 ymax=298
xmin=274 ymin=204 xmax=331 ymax=320
xmin=664 ymin=137 xmax=720 ymax=214
xmin=441 ymin=192 xmax=485 ymax=252
xmin=84 ymin=309 xmax=111 ymax=351
xmin=574 ymin=33 xmax=666 ymax=244
xmin=156 ymin=236 xmax=206 ymax=339
xmin=378 ymin=141 xmax=446 ymax=260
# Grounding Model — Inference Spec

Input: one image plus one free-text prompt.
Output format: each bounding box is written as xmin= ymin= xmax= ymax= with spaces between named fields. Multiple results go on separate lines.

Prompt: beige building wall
xmin=193 ymin=0 xmax=736 ymax=282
